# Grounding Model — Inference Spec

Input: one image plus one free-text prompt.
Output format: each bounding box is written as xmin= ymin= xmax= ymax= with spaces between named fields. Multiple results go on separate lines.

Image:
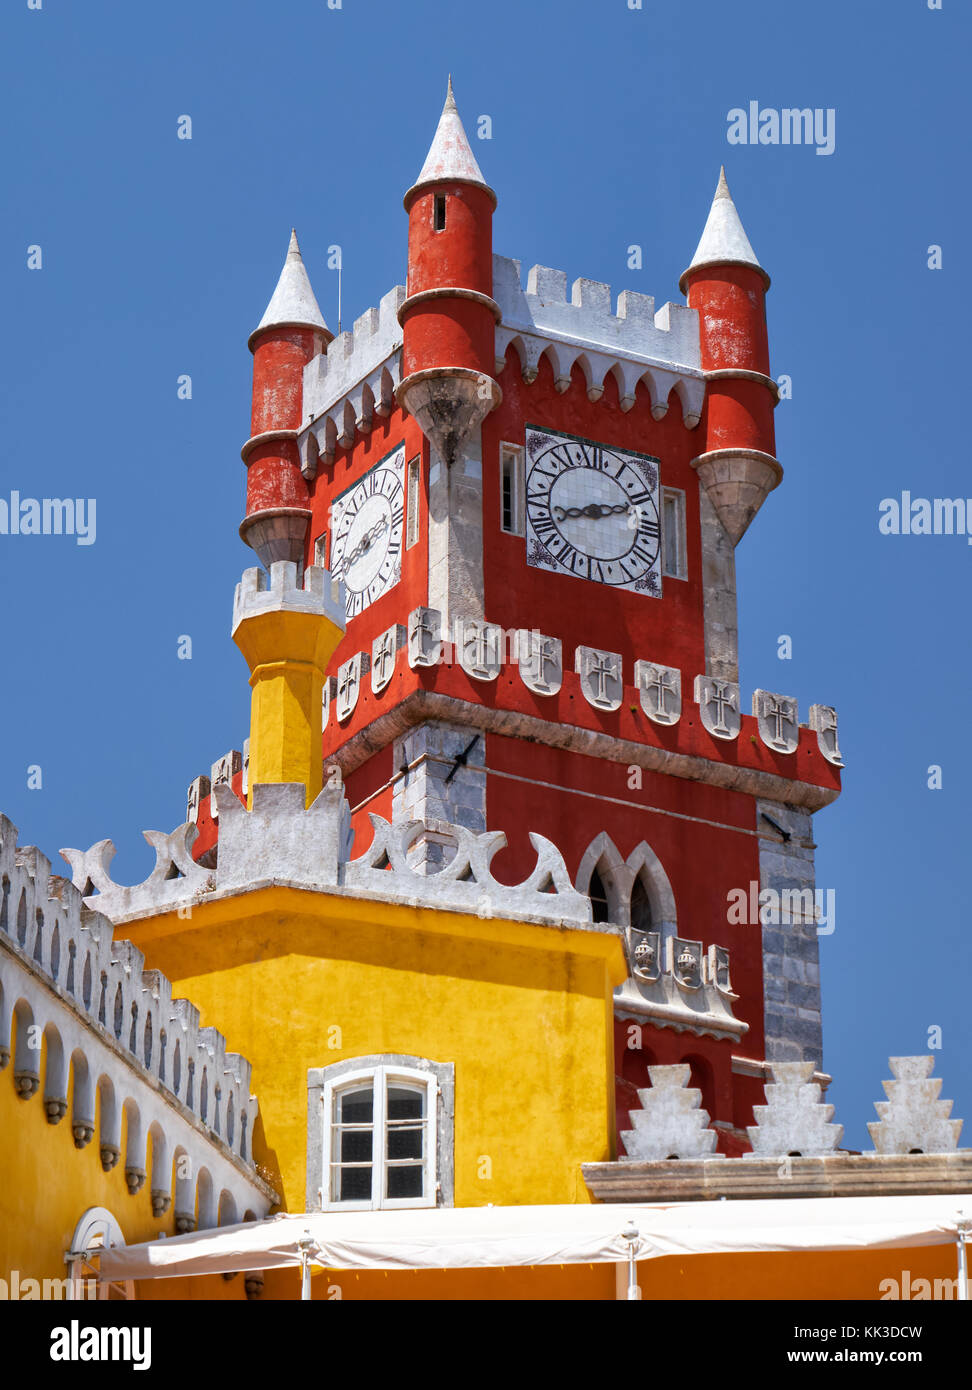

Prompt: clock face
xmin=524 ymin=426 xmax=662 ymax=595
xmin=330 ymin=444 xmax=406 ymax=618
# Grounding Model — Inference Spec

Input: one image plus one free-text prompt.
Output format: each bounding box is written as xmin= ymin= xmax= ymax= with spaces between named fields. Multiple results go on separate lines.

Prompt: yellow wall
xmin=123 ymin=886 xmax=626 ymax=1215
xmin=0 ymin=1028 xmax=166 ymax=1288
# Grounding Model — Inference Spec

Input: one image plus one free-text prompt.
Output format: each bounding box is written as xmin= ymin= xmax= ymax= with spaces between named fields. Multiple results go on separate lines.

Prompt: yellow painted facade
xmin=124 ymin=885 xmax=626 ymax=1213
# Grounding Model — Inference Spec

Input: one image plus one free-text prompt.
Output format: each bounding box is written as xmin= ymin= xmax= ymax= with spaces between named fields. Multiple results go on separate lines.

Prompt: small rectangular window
xmin=500 ymin=444 xmax=524 ymax=536
xmin=324 ymin=1065 xmax=435 ymax=1210
xmin=406 ymin=455 xmax=421 ymax=549
xmin=662 ymin=487 xmax=687 ymax=580
xmin=433 ymin=195 xmax=447 ymax=232
xmin=313 ymin=532 xmax=328 ymax=569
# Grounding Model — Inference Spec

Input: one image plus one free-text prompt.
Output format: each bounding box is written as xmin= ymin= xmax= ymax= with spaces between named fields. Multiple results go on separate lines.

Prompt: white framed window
xmin=500 ymin=443 xmax=524 ymax=536
xmin=661 ymin=486 xmax=687 ymax=580
xmin=313 ymin=532 xmax=328 ymax=569
xmin=310 ymin=1057 xmax=454 ymax=1212
xmin=405 ymin=455 xmax=421 ymax=550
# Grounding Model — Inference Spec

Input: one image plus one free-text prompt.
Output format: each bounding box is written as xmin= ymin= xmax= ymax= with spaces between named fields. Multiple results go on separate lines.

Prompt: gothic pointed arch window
xmin=575 ymin=834 xmax=679 ymax=945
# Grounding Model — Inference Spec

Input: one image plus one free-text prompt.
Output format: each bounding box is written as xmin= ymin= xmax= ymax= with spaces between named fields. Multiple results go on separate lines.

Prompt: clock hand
xmin=552 ymin=502 xmax=633 ymax=521
xmin=345 ymin=515 xmax=389 ymax=565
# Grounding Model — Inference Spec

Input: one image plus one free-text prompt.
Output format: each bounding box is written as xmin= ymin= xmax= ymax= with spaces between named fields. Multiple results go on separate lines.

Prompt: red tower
xmin=242 ymin=231 xmax=332 ymax=568
xmin=398 ymin=77 xmax=501 ymax=467
xmin=215 ymin=85 xmax=844 ymax=1157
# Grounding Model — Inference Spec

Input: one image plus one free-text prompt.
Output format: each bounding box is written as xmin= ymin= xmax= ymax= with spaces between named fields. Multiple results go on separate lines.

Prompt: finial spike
xmin=252 ymin=228 xmax=329 ymax=342
xmin=679 ymin=167 xmax=767 ymax=292
xmin=404 ymin=78 xmax=495 ymax=208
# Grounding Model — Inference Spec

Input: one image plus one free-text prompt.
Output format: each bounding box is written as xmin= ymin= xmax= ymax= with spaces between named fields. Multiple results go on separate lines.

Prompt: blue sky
xmin=1 ymin=0 xmax=967 ymax=1150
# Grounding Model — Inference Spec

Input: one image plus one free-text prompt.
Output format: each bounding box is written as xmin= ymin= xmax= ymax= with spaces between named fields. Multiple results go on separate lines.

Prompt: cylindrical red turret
xmin=241 ymin=231 xmax=331 ymax=567
xmin=397 ymin=79 xmax=501 ymax=464
xmin=680 ymin=169 xmax=781 ymax=545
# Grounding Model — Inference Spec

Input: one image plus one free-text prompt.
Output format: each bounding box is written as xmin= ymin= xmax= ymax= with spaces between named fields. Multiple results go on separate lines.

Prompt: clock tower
xmin=231 ymin=81 xmax=843 ymax=1156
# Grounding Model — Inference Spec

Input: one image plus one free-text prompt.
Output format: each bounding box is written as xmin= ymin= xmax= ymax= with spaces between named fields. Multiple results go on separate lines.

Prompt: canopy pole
xmin=957 ymin=1215 xmax=970 ymax=1302
xmin=621 ymin=1222 xmax=641 ymax=1301
xmin=298 ymin=1232 xmax=316 ymax=1303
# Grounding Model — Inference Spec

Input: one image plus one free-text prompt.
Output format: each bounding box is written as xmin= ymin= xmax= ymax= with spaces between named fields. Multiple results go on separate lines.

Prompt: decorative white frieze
xmin=635 ymin=661 xmax=681 ymax=725
xmin=809 ymin=703 xmax=844 ymax=766
xmin=210 ymin=751 xmax=242 ymax=819
xmin=617 ymin=930 xmax=745 ymax=1042
xmin=575 ymin=646 xmax=623 ymax=711
xmin=457 ymin=618 xmax=503 ymax=681
xmin=620 ymin=1065 xmax=722 ymax=1161
xmin=694 ymin=675 xmax=741 ymax=740
xmin=753 ymin=690 xmax=799 ymax=753
xmin=372 ymin=624 xmax=407 ymax=695
xmin=867 ymin=1056 xmax=964 ymax=1155
xmin=745 ymin=1062 xmax=843 ymax=1158
xmin=322 ymin=675 xmax=337 ymax=730
xmin=515 ymin=630 xmax=563 ymax=696
xmin=187 ymin=775 xmax=210 ymax=826
xmin=408 ymin=606 xmax=443 ymax=668
xmin=336 ymin=652 xmax=370 ymax=722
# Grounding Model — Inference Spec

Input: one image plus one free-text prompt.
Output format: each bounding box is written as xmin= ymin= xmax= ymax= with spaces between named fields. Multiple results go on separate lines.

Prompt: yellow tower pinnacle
xmin=232 ymin=561 xmax=346 ymax=808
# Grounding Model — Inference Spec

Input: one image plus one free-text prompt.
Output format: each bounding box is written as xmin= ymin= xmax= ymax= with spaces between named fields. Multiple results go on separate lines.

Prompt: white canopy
xmin=99 ymin=1195 xmax=972 ymax=1283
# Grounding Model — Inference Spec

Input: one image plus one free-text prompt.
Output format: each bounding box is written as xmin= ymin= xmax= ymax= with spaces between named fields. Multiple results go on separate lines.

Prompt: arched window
xmin=67 ymin=1208 xmax=134 ymax=1301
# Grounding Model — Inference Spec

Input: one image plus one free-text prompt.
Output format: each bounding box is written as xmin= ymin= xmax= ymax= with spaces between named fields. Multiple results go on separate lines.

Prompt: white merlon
xmin=621 ymin=1064 xmax=722 ymax=1161
xmin=252 ymin=229 xmax=329 ymax=342
xmin=745 ymin=1061 xmax=843 ymax=1157
xmin=298 ymin=286 xmax=406 ymax=475
xmin=0 ymin=815 xmax=270 ymax=1224
xmin=493 ymin=256 xmax=704 ymax=426
xmin=867 ymin=1056 xmax=965 ymax=1155
xmin=680 ymin=166 xmax=767 ymax=291
xmin=406 ymin=76 xmax=494 ymax=205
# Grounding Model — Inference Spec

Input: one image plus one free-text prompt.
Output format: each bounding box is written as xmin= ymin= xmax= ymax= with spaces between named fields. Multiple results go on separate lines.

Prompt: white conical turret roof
xmin=404 ymin=77 xmax=496 ymax=208
xmin=679 ymin=167 xmax=769 ymax=293
xmin=250 ymin=229 xmax=329 ymax=345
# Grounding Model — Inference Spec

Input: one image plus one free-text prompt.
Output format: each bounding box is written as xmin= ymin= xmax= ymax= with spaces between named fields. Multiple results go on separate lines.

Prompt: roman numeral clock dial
xmin=524 ymin=426 xmax=662 ymax=594
xmin=329 ymin=444 xmax=406 ymax=618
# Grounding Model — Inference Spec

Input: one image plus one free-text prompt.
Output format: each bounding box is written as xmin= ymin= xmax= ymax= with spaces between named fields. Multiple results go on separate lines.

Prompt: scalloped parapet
xmin=620 ymin=1064 xmax=721 ymax=1161
xmin=298 ymin=286 xmax=406 ymax=475
xmin=344 ymin=813 xmax=592 ymax=923
xmin=867 ymin=1056 xmax=964 ymax=1155
xmin=232 ymin=559 xmax=346 ymax=635
xmin=493 ymin=256 xmax=705 ymax=426
xmin=1 ymin=812 xmax=262 ymax=1174
xmin=745 ymin=1061 xmax=843 ymax=1157
xmin=61 ymin=776 xmax=594 ymax=930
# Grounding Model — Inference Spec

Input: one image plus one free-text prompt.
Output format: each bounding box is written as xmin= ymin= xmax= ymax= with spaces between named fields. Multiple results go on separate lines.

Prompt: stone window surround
xmin=307 ymin=1054 xmax=455 ymax=1212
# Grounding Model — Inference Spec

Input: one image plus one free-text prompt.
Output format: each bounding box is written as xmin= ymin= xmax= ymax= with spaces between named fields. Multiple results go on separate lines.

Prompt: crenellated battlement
xmin=493 ymin=255 xmax=705 ymax=425
xmin=298 ymin=285 xmax=406 ymax=476
xmin=232 ymin=559 xmax=346 ymax=634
